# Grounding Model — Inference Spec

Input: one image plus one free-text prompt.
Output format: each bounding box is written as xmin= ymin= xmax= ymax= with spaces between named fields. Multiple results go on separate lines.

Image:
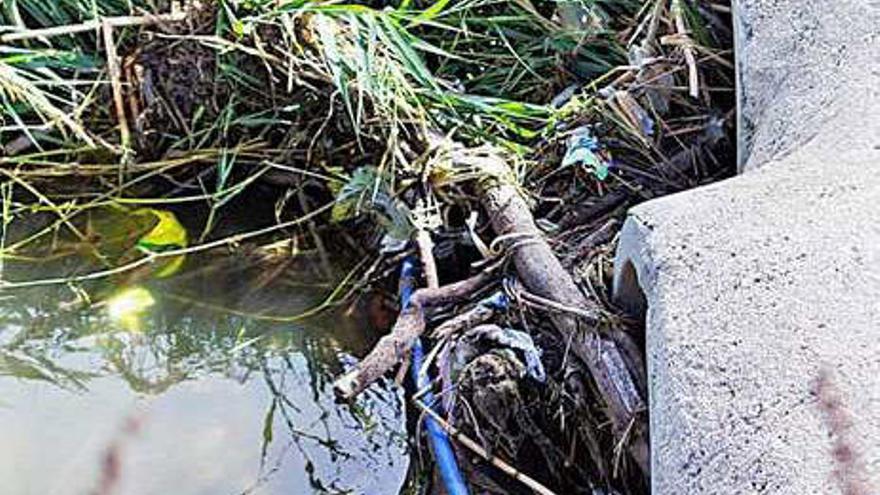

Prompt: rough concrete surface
xmin=612 ymin=0 xmax=880 ymax=493
xmin=735 ymin=0 xmax=880 ymax=171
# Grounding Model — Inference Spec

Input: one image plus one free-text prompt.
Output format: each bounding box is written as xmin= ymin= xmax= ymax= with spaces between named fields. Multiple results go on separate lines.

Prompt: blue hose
xmin=399 ymin=258 xmax=470 ymax=495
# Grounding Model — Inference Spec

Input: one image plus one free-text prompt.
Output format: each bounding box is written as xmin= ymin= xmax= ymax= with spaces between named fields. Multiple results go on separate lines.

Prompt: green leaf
xmin=332 ymin=166 xmax=413 ymax=241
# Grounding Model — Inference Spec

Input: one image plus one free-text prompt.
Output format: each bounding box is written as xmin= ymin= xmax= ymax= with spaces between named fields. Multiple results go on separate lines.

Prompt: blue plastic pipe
xmin=399 ymin=258 xmax=470 ymax=495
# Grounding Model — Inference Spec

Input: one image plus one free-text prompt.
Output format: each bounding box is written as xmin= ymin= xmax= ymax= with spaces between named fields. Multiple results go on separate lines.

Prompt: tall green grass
xmin=0 ymin=0 xmax=730 ymax=281
xmin=0 ymin=0 xmax=148 ymax=146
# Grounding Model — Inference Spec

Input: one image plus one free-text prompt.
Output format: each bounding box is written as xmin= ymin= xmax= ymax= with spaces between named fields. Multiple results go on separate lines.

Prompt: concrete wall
xmin=735 ymin=0 xmax=879 ymax=171
xmin=613 ymin=1 xmax=880 ymax=493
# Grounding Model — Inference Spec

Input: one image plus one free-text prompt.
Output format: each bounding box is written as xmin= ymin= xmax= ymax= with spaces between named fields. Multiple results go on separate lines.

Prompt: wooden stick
xmin=101 ymin=20 xmax=131 ymax=164
xmin=671 ymin=0 xmax=700 ymax=98
xmin=0 ymin=13 xmax=186 ymax=43
xmin=431 ymin=300 xmax=497 ymax=340
xmin=413 ymin=399 xmax=558 ymax=495
xmin=416 ymin=229 xmax=439 ymax=289
xmin=333 ymin=270 xmax=496 ymax=399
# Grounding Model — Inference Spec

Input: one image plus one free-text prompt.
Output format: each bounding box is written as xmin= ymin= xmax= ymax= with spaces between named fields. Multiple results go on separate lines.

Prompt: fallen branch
xmin=333 ymin=268 xmax=496 ymax=399
xmin=454 ymin=146 xmax=650 ymax=476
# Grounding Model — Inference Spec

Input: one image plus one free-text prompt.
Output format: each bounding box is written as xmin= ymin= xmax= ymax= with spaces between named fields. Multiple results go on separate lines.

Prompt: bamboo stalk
xmin=0 ymin=13 xmax=186 ymax=43
xmin=671 ymin=0 xmax=700 ymax=98
xmin=101 ymin=20 xmax=131 ymax=165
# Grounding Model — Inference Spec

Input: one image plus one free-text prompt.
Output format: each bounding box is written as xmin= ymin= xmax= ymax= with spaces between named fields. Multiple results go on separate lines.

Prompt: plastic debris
xmin=551 ymin=84 xmax=579 ymax=109
xmin=445 ymin=324 xmax=546 ymax=384
xmin=471 ymin=325 xmax=546 ymax=382
xmin=562 ymin=126 xmax=612 ymax=181
xmin=134 ymin=208 xmax=188 ymax=277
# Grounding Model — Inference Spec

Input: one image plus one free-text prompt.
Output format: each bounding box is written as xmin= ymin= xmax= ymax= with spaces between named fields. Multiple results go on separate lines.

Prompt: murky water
xmin=0 ymin=250 xmax=408 ymax=495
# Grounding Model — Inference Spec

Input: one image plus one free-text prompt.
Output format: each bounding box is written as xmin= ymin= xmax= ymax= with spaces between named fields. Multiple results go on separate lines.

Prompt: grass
xmin=0 ymin=0 xmax=734 ymax=293
xmin=0 ymin=0 xmax=630 ymax=158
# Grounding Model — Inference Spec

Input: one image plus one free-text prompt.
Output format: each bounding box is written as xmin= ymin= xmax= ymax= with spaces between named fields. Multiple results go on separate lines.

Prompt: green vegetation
xmin=0 ymin=0 xmax=732 ymax=279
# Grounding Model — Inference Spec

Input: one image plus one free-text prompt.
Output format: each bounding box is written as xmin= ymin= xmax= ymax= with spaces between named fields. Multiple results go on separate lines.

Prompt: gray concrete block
xmin=735 ymin=0 xmax=880 ymax=171
xmin=616 ymin=147 xmax=880 ymax=494
xmin=612 ymin=0 xmax=880 ymax=493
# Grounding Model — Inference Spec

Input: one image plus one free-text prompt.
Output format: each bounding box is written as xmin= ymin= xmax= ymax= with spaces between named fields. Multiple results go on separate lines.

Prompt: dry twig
xmin=0 ymin=13 xmax=186 ymax=42
xmin=413 ymin=398 xmax=558 ymax=495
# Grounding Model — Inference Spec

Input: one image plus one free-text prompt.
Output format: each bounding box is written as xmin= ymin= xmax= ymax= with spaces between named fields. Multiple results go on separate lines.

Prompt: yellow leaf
xmin=133 ymin=208 xmax=188 ymax=278
xmin=135 ymin=209 xmax=188 ymax=250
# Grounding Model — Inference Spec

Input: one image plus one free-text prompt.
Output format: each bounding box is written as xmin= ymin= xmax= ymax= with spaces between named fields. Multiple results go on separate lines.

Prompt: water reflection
xmin=0 ymin=252 xmax=408 ymax=495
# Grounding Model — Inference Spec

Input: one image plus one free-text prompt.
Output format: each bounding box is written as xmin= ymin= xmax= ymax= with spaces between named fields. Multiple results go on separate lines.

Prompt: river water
xmin=0 ymin=248 xmax=409 ymax=494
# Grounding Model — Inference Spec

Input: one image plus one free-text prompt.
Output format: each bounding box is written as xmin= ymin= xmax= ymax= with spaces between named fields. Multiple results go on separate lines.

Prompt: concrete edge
xmin=731 ymin=0 xmax=748 ymax=172
xmin=611 ymin=214 xmax=655 ymax=320
xmin=611 ymin=213 xmax=660 ymax=484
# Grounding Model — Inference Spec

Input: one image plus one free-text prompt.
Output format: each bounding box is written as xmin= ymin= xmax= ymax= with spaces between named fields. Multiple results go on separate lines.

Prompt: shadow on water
xmin=0 ymin=241 xmax=409 ymax=494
